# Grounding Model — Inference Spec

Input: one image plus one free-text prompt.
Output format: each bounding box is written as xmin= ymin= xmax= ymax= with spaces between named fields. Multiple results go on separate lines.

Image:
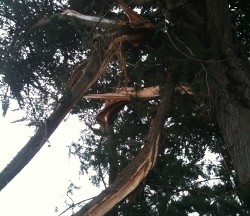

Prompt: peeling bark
xmin=72 ymin=71 xmax=176 ymax=216
xmin=0 ymin=1 xmax=155 ymax=193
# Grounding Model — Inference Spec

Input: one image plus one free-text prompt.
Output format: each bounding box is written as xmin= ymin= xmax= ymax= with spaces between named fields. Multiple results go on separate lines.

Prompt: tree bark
xmin=205 ymin=0 xmax=250 ymax=186
xmin=72 ymin=71 xmax=176 ymax=216
xmin=0 ymin=3 xmax=155 ymax=192
xmin=164 ymin=0 xmax=250 ymax=193
xmin=0 ymin=39 xmax=109 ymax=191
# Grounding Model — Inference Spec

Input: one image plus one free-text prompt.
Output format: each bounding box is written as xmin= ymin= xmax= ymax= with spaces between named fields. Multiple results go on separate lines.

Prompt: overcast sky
xmin=0 ymin=106 xmax=102 ymax=216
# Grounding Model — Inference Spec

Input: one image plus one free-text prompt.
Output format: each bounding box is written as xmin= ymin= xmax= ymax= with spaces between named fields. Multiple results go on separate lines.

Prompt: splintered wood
xmin=84 ymin=134 xmax=160 ymax=216
xmin=86 ymin=86 xmax=159 ymax=127
xmin=85 ymin=84 xmax=192 ymax=128
xmin=85 ymin=86 xmax=160 ymax=100
xmin=75 ymin=72 xmax=176 ymax=216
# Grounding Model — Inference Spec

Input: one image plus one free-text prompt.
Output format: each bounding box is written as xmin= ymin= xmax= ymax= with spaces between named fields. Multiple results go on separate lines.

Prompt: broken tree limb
xmin=32 ymin=0 xmax=155 ymax=32
xmin=84 ymin=84 xmax=192 ymax=127
xmin=0 ymin=39 xmax=110 ymax=192
xmin=61 ymin=9 xmax=116 ymax=29
xmin=31 ymin=10 xmax=117 ymax=31
xmin=86 ymin=86 xmax=160 ymax=127
xmin=72 ymin=71 xmax=176 ymax=216
xmin=85 ymin=83 xmax=192 ymax=101
xmin=0 ymin=1 xmax=156 ymax=192
xmin=85 ymin=86 xmax=160 ymax=101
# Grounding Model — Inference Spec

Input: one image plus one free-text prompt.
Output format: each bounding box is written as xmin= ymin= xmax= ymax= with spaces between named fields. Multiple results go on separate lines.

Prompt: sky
xmin=0 ymin=106 xmax=102 ymax=216
xmin=0 ymin=105 xmax=212 ymax=216
xmin=0 ymin=18 xmax=103 ymax=216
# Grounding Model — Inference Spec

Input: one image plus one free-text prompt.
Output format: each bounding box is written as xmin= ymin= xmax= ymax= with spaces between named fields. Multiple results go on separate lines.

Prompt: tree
xmin=0 ymin=0 xmax=250 ymax=215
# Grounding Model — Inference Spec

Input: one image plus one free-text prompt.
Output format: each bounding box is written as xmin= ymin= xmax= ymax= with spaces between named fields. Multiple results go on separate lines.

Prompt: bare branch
xmin=31 ymin=9 xmax=117 ymax=31
xmin=61 ymin=9 xmax=116 ymax=28
xmin=72 ymin=71 xmax=176 ymax=216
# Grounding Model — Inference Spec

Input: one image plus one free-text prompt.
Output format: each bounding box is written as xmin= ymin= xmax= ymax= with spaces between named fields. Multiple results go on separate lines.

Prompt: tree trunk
xmin=72 ymin=71 xmax=176 ymax=216
xmin=164 ymin=0 xmax=250 ymax=195
xmin=106 ymin=125 xmax=118 ymax=186
xmin=206 ymin=0 xmax=250 ymax=186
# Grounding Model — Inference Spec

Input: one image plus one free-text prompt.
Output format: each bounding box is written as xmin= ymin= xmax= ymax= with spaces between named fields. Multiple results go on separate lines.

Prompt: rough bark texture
xmin=205 ymin=0 xmax=250 ymax=186
xmin=72 ymin=71 xmax=176 ymax=216
xmin=165 ymin=0 xmax=250 ymax=190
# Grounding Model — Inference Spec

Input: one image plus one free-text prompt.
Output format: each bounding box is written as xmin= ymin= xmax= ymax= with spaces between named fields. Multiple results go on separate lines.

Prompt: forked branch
xmin=73 ymin=71 xmax=176 ymax=216
xmin=0 ymin=0 xmax=155 ymax=192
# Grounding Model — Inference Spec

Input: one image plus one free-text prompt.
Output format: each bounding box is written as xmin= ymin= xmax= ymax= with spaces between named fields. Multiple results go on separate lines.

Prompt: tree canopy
xmin=0 ymin=0 xmax=250 ymax=215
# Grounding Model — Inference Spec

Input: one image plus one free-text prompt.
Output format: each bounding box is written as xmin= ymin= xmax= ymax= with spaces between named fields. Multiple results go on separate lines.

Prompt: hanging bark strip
xmin=72 ymin=71 xmax=176 ymax=216
xmin=84 ymin=84 xmax=192 ymax=127
xmin=0 ymin=1 xmax=155 ymax=191
xmin=86 ymin=86 xmax=160 ymax=127
xmin=84 ymin=84 xmax=192 ymax=101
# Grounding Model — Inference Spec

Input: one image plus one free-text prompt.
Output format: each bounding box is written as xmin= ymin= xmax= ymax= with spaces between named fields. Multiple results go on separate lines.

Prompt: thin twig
xmin=58 ymin=196 xmax=96 ymax=216
xmin=212 ymin=181 xmax=250 ymax=204
xmin=163 ymin=12 xmax=227 ymax=63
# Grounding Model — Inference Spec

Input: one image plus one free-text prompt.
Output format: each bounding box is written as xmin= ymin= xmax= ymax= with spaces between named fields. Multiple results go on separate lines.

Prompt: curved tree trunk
xmin=72 ymin=71 xmax=176 ymax=216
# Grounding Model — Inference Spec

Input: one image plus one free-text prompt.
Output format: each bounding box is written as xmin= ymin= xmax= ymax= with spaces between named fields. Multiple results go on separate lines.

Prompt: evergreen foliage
xmin=0 ymin=0 xmax=250 ymax=215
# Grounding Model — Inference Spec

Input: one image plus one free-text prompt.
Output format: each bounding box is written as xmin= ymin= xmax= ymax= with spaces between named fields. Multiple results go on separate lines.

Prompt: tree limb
xmin=31 ymin=9 xmax=117 ymax=31
xmin=72 ymin=71 xmax=176 ymax=216
xmin=0 ymin=1 xmax=156 ymax=191
xmin=0 ymin=38 xmax=110 ymax=192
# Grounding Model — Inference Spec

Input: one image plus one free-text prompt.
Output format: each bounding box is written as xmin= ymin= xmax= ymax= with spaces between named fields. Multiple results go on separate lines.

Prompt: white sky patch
xmin=0 ymin=109 xmax=102 ymax=216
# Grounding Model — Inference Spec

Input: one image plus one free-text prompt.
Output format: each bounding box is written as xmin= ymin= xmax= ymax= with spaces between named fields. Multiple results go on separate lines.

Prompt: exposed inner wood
xmin=0 ymin=0 xmax=156 ymax=197
xmin=73 ymin=71 xmax=176 ymax=216
xmin=85 ymin=84 xmax=192 ymax=128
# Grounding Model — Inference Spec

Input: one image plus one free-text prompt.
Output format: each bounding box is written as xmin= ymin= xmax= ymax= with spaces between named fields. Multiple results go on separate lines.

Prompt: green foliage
xmin=70 ymin=93 xmax=249 ymax=215
xmin=229 ymin=0 xmax=250 ymax=55
xmin=1 ymin=0 xmax=250 ymax=215
xmin=0 ymin=0 xmax=92 ymax=120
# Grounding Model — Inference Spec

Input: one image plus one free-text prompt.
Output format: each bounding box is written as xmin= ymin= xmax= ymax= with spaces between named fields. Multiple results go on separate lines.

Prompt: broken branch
xmin=73 ymin=71 xmax=176 ymax=216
